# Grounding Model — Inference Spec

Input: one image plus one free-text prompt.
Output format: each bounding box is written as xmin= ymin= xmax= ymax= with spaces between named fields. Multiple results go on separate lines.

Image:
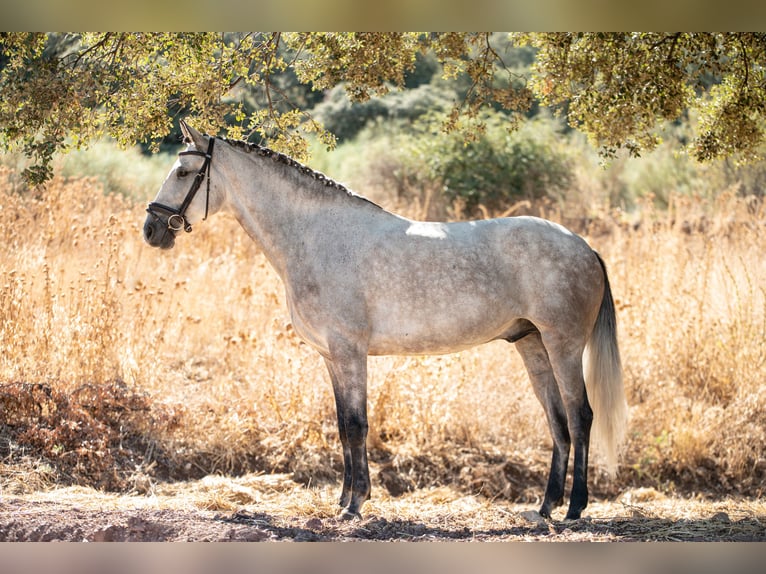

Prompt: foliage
xmin=307 ymin=107 xmax=766 ymax=219
xmin=0 ymin=32 xmax=533 ymax=186
xmin=521 ymin=33 xmax=766 ymax=161
xmin=2 ymin=32 xmax=766 ymax=189
xmin=0 ymin=32 xmax=333 ymax=185
xmin=287 ymin=33 xmax=423 ymax=101
xmin=309 ymin=34 xmax=538 ymax=143
xmin=397 ymin=112 xmax=573 ymax=215
xmin=311 ymin=84 xmax=454 ymax=142
xmin=0 ymin=380 xmax=171 ymax=490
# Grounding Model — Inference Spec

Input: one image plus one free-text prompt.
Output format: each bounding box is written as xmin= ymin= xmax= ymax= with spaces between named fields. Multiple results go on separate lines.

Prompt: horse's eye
xmin=177 ymin=168 xmax=188 ymax=179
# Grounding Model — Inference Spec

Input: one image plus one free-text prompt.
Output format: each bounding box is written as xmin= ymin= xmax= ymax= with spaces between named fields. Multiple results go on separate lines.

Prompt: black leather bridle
xmin=146 ymin=137 xmax=216 ymax=233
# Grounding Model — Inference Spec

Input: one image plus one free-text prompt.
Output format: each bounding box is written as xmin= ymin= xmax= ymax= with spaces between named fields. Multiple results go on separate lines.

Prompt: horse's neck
xmin=225 ymin=153 xmax=384 ymax=278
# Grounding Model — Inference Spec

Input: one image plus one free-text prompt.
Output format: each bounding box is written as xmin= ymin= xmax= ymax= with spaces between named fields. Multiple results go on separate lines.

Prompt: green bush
xmin=399 ymin=112 xmax=574 ymax=215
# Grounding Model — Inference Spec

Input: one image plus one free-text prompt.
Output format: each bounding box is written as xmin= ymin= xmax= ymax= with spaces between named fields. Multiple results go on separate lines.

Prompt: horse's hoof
xmin=520 ymin=510 xmax=547 ymax=527
xmin=564 ymin=510 xmax=583 ymax=521
xmin=340 ymin=508 xmax=362 ymax=521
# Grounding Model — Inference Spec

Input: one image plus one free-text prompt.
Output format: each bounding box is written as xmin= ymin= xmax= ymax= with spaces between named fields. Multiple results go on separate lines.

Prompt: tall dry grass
xmin=1 ymin=167 xmax=765 ymax=503
xmin=600 ymin=191 xmax=766 ymax=496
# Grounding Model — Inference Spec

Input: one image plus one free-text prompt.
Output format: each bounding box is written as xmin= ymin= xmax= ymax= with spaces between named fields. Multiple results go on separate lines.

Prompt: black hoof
xmin=564 ymin=509 xmax=583 ymax=520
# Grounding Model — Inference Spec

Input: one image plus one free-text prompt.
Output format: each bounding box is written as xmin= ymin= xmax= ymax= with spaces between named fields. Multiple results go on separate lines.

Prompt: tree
xmin=0 ymin=33 xmax=301 ymax=185
xmin=2 ymin=32 xmax=765 ymax=186
xmin=522 ymin=33 xmax=766 ymax=162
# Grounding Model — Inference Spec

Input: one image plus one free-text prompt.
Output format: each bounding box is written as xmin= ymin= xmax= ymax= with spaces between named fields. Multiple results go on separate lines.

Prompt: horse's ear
xmin=179 ymin=119 xmax=192 ymax=142
xmin=179 ymin=120 xmax=207 ymax=150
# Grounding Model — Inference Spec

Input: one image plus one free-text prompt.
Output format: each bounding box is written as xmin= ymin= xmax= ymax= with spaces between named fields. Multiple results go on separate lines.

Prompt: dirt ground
xmin=2 ymin=473 xmax=765 ymax=542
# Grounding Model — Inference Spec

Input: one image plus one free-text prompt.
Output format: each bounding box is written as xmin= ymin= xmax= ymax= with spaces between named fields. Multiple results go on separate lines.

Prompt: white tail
xmin=584 ymin=253 xmax=628 ymax=475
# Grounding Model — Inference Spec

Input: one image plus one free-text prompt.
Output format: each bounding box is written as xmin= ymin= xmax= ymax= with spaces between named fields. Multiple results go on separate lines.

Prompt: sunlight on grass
xmin=1 ymin=161 xmax=765 ymax=507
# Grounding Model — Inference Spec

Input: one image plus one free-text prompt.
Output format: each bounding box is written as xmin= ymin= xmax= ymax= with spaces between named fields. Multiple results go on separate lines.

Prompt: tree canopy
xmin=2 ymin=32 xmax=765 ymax=185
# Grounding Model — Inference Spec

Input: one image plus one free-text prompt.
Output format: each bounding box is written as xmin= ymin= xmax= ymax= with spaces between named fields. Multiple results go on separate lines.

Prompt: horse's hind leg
xmin=540 ymin=330 xmax=593 ymax=520
xmin=515 ymin=332 xmax=571 ymax=519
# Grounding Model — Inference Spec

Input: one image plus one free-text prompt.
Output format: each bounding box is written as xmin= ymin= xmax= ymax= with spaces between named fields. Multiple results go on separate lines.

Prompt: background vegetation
xmin=1 ymin=129 xmax=765 ymax=504
xmin=1 ymin=32 xmax=766 ymax=509
xmin=3 ymin=33 xmax=766 ymax=184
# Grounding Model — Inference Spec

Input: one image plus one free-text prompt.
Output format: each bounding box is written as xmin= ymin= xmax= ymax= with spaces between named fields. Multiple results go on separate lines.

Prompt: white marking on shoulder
xmin=405 ymin=221 xmax=448 ymax=239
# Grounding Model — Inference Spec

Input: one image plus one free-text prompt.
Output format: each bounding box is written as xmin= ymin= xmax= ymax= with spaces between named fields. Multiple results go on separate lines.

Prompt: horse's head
xmin=143 ymin=121 xmax=221 ymax=249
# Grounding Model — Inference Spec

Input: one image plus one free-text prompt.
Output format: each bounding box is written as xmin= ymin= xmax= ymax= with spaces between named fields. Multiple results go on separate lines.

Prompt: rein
xmin=146 ymin=137 xmax=215 ymax=233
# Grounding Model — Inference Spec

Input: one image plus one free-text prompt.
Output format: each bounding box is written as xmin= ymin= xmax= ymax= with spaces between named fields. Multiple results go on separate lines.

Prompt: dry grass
xmin=597 ymin=191 xmax=766 ymax=497
xmin=1 ymin=167 xmax=766 ymax=517
xmin=5 ymin=478 xmax=765 ymax=541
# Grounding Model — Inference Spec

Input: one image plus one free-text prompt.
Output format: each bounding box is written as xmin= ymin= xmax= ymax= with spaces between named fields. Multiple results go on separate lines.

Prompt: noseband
xmin=146 ymin=137 xmax=216 ymax=233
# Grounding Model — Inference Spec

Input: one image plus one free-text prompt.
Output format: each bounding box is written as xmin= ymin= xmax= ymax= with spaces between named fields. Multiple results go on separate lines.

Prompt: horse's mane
xmin=220 ymin=136 xmax=353 ymax=192
xmin=184 ymin=134 xmax=383 ymax=211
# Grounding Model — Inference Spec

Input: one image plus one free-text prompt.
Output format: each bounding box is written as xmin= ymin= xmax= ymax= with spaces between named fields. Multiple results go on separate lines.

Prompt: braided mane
xmin=183 ymin=133 xmax=382 ymax=210
xmin=222 ymin=137 xmax=352 ymax=192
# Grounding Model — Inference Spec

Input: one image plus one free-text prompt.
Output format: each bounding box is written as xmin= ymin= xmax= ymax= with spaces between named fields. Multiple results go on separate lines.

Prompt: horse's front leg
xmin=323 ymin=343 xmax=370 ymax=520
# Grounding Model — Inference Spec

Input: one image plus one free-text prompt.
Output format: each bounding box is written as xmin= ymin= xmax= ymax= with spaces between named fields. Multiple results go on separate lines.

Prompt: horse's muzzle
xmin=143 ymin=215 xmax=176 ymax=249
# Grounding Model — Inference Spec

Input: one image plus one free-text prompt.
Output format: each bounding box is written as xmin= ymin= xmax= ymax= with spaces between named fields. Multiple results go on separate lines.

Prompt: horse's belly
xmin=366 ymin=303 xmax=514 ymax=355
xmin=367 ymin=335 xmax=494 ymax=356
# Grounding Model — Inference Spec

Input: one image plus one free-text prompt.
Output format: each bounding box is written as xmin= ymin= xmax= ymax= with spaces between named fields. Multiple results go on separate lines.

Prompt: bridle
xmin=146 ymin=136 xmax=216 ymax=233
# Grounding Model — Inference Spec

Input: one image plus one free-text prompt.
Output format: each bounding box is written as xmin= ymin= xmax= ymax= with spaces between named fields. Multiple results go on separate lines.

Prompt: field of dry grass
xmin=3 ymin=477 xmax=766 ymax=541
xmin=1 ymin=167 xmax=765 ymax=540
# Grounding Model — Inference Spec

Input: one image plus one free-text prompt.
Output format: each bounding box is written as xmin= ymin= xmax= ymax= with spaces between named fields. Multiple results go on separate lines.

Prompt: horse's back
xmin=356 ymin=215 xmax=603 ymax=355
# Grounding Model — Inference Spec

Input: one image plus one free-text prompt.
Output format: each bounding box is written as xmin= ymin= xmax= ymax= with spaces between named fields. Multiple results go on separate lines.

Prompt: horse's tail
xmin=583 ymin=252 xmax=628 ymax=476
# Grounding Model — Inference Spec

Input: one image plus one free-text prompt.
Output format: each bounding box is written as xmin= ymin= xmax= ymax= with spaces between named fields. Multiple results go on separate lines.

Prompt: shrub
xmin=398 ymin=112 xmax=574 ymax=215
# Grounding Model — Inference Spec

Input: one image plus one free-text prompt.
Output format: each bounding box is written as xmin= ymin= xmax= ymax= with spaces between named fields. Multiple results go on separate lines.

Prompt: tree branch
xmin=738 ymin=34 xmax=750 ymax=92
xmin=69 ymin=33 xmax=113 ymax=69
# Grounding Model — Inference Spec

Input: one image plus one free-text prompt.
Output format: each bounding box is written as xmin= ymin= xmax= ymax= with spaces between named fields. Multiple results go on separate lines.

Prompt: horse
xmin=143 ymin=120 xmax=628 ymax=521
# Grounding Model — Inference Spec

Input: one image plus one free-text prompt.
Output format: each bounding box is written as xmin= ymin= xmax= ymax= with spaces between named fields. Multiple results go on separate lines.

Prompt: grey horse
xmin=143 ymin=121 xmax=627 ymax=521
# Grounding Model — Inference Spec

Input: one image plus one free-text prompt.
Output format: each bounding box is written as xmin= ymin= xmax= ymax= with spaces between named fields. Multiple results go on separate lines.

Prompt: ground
xmin=1 ymin=473 xmax=764 ymax=542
